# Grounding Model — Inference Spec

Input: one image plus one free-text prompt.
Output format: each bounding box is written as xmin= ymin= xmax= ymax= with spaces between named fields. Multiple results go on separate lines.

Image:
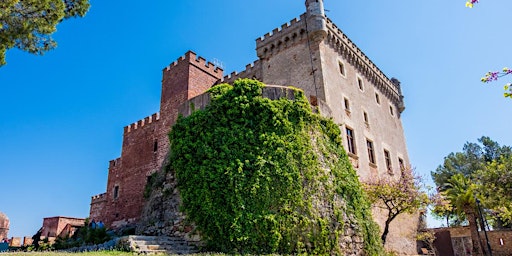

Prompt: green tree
xmin=443 ymin=174 xmax=484 ymax=255
xmin=365 ymin=170 xmax=429 ymax=245
xmin=431 ymin=141 xmax=484 ymax=190
xmin=431 ymin=192 xmax=460 ymax=227
xmin=431 ymin=136 xmax=511 ymax=226
xmin=0 ymin=0 xmax=90 ymax=66
xmin=477 ymin=155 xmax=512 ymax=227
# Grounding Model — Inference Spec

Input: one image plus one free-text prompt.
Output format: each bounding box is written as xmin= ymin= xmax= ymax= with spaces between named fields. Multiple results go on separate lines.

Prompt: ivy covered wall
xmin=141 ymin=79 xmax=384 ymax=255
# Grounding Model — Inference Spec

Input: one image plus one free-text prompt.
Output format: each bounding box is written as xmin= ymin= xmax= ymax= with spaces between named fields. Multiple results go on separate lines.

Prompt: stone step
xmin=126 ymin=235 xmax=199 ymax=254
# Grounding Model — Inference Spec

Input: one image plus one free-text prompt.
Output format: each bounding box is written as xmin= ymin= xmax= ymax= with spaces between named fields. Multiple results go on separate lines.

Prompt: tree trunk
xmin=381 ymin=218 xmax=392 ymax=245
xmin=477 ymin=214 xmax=489 ymax=255
xmin=466 ymin=207 xmax=484 ymax=256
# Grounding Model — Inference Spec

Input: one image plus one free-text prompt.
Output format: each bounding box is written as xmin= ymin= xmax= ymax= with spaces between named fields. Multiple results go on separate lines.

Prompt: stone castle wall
xmin=90 ymin=51 xmax=224 ymax=229
xmin=90 ymin=1 xmax=417 ymax=254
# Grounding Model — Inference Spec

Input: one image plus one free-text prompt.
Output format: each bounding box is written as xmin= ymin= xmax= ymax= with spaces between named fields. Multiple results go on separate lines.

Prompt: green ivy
xmin=168 ymin=79 xmax=384 ymax=255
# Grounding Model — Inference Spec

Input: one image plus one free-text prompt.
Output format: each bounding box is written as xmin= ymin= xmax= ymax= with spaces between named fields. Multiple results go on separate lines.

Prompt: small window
xmin=346 ymin=127 xmax=356 ymax=155
xmin=398 ymin=158 xmax=405 ymax=170
xmin=113 ymin=185 xmax=119 ymax=199
xmin=153 ymin=139 xmax=158 ymax=152
xmin=339 ymin=61 xmax=346 ymax=76
xmin=389 ymin=105 xmax=394 ymax=116
xmin=375 ymin=93 xmax=380 ymax=104
xmin=363 ymin=112 xmax=369 ymax=124
xmin=384 ymin=149 xmax=392 ymax=172
xmin=357 ymin=77 xmax=364 ymax=91
xmin=344 ymin=98 xmax=350 ymax=111
xmin=366 ymin=139 xmax=376 ymax=165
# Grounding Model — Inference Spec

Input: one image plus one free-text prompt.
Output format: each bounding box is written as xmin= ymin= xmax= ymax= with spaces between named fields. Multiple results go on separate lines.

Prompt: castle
xmin=90 ymin=0 xmax=417 ymax=253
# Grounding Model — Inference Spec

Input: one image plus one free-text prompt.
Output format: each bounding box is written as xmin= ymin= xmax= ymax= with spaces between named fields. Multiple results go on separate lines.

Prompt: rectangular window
xmin=113 ymin=185 xmax=119 ymax=199
xmin=153 ymin=139 xmax=158 ymax=152
xmin=363 ymin=112 xmax=369 ymax=123
xmin=375 ymin=93 xmax=380 ymax=104
xmin=367 ymin=139 xmax=376 ymax=165
xmin=389 ymin=105 xmax=394 ymax=116
xmin=384 ymin=149 xmax=392 ymax=172
xmin=339 ymin=62 xmax=346 ymax=76
xmin=344 ymin=98 xmax=350 ymax=111
xmin=357 ymin=77 xmax=364 ymax=91
xmin=398 ymin=157 xmax=404 ymax=170
xmin=346 ymin=127 xmax=356 ymax=155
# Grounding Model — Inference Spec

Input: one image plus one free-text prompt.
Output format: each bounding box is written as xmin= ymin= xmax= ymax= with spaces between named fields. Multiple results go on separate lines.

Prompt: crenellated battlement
xmin=256 ymin=14 xmax=305 ymax=44
xmin=109 ymin=157 xmax=121 ymax=169
xmin=163 ymin=51 xmax=223 ymax=75
xmin=91 ymin=193 xmax=106 ymax=202
xmin=324 ymin=18 xmax=404 ymax=111
xmin=124 ymin=113 xmax=160 ymax=134
xmin=218 ymin=60 xmax=262 ymax=84
xmin=256 ymin=14 xmax=308 ymax=59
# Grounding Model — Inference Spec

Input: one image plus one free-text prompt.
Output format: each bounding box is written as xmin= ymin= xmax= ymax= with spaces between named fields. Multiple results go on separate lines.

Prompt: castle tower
xmin=90 ymin=51 xmax=223 ymax=229
xmin=222 ymin=2 xmax=415 ymax=254
xmin=305 ymin=0 xmax=327 ymax=42
xmin=160 ymin=51 xmax=223 ymax=128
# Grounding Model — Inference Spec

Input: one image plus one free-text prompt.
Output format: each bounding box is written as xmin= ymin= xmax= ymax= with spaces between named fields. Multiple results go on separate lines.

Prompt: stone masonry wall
xmin=91 ymin=51 xmax=224 ymax=229
xmin=90 ymin=1 xmax=416 ymax=254
xmin=137 ymin=85 xmax=337 ymax=247
xmin=433 ymin=227 xmax=512 ymax=256
xmin=41 ymin=217 xmax=85 ymax=238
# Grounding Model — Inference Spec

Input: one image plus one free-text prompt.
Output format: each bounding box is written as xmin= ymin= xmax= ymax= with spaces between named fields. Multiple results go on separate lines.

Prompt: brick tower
xmin=90 ymin=51 xmax=222 ymax=229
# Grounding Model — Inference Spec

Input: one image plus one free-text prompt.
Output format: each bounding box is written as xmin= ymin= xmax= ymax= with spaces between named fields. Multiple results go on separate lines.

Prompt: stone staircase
xmin=122 ymin=235 xmax=200 ymax=255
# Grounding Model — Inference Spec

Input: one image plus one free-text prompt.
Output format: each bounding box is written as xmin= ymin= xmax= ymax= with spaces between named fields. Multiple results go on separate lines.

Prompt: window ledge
xmin=348 ymin=152 xmax=358 ymax=159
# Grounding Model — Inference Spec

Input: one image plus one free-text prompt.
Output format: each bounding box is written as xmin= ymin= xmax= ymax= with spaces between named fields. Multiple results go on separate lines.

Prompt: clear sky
xmin=1 ymin=0 xmax=511 ymax=238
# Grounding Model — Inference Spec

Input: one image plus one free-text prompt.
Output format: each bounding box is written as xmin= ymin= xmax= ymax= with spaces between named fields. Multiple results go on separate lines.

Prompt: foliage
xmin=2 ymin=252 xmax=134 ymax=256
xmin=465 ymin=0 xmax=479 ymax=8
xmin=416 ymin=230 xmax=437 ymax=256
xmin=430 ymin=192 xmax=460 ymax=227
xmin=364 ymin=170 xmax=429 ymax=244
xmin=443 ymin=174 xmax=484 ymax=255
xmin=442 ymin=174 xmax=479 ymax=216
xmin=431 ymin=136 xmax=512 ymax=226
xmin=482 ymin=68 xmax=512 ymax=98
xmin=0 ymin=0 xmax=90 ymax=66
xmin=51 ymin=219 xmax=110 ymax=250
xmin=431 ymin=139 xmax=485 ymax=190
xmin=476 ymin=154 xmax=512 ymax=226
xmin=0 ymin=252 xmax=279 ymax=256
xmin=465 ymin=0 xmax=512 ymax=98
xmin=168 ymin=79 xmax=384 ymax=255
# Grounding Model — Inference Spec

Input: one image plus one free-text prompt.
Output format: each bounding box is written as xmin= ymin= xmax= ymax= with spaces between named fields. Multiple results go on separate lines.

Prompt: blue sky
xmin=1 ymin=0 xmax=511 ymax=238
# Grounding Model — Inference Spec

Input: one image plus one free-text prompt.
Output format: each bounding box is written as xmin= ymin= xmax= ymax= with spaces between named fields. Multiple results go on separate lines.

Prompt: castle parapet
xmin=124 ymin=113 xmax=160 ymax=134
xmin=324 ymin=18 xmax=405 ymax=111
xmin=178 ymin=85 xmax=327 ymax=119
xmin=164 ymin=51 xmax=223 ymax=75
xmin=109 ymin=158 xmax=121 ymax=169
xmin=256 ymin=14 xmax=308 ymax=59
xmin=91 ymin=193 xmax=106 ymax=203
xmin=218 ymin=60 xmax=262 ymax=84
